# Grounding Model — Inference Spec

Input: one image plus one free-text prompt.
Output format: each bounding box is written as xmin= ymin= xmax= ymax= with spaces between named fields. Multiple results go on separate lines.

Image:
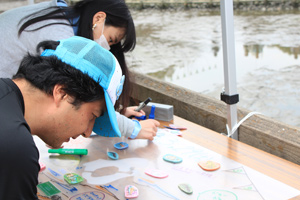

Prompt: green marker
xmin=48 ymin=148 xmax=88 ymax=155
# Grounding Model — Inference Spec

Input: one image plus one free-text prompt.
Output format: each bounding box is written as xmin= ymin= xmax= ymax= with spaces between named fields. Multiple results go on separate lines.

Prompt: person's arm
xmin=116 ymin=112 xmax=160 ymax=140
xmin=134 ymin=119 xmax=160 ymax=140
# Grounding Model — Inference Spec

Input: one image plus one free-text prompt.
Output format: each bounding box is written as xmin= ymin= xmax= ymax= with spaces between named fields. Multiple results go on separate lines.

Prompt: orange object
xmin=198 ymin=160 xmax=220 ymax=171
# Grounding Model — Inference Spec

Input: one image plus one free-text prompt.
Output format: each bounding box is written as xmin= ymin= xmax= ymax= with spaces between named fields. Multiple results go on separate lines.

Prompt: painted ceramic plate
xmin=145 ymin=168 xmax=168 ymax=178
xmin=198 ymin=160 xmax=220 ymax=171
xmin=125 ymin=185 xmax=139 ymax=199
xmin=107 ymin=151 xmax=119 ymax=160
xmin=178 ymin=183 xmax=193 ymax=194
xmin=163 ymin=154 xmax=182 ymax=163
xmin=114 ymin=142 xmax=129 ymax=150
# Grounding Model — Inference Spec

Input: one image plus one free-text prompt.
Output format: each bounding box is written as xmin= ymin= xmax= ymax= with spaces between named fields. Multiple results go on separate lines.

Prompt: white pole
xmin=220 ymin=0 xmax=239 ymax=140
xmin=28 ymin=0 xmax=34 ymax=5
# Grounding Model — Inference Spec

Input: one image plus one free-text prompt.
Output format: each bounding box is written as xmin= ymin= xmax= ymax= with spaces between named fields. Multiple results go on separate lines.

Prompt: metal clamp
xmin=220 ymin=92 xmax=239 ymax=105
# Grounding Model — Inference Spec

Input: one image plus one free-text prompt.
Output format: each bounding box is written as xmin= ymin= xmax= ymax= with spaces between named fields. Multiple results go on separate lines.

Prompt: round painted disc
xmin=114 ymin=142 xmax=128 ymax=150
xmin=163 ymin=154 xmax=182 ymax=163
xmin=145 ymin=168 xmax=168 ymax=178
xmin=107 ymin=151 xmax=119 ymax=160
xmin=178 ymin=183 xmax=193 ymax=194
xmin=198 ymin=160 xmax=220 ymax=171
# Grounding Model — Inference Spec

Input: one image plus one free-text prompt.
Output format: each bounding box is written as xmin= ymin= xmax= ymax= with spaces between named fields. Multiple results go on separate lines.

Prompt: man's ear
xmin=52 ymin=84 xmax=67 ymax=107
xmin=93 ymin=12 xmax=106 ymax=25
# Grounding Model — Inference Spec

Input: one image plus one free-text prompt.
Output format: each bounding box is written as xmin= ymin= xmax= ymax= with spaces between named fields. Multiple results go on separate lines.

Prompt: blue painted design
xmin=103 ymin=184 xmax=118 ymax=191
xmin=116 ymin=75 xmax=125 ymax=100
xmin=71 ymin=191 xmax=105 ymax=200
xmin=83 ymin=193 xmax=93 ymax=199
xmin=55 ymin=181 xmax=78 ymax=192
xmin=90 ymin=191 xmax=102 ymax=198
xmin=48 ymin=168 xmax=61 ymax=177
xmin=137 ymin=178 xmax=179 ymax=200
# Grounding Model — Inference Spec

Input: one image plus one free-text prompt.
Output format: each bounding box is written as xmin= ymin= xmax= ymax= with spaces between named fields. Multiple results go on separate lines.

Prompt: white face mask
xmin=94 ymin=21 xmax=110 ymax=50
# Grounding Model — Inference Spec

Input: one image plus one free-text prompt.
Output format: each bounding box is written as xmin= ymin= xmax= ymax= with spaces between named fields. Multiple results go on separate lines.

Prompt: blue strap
xmin=56 ymin=0 xmax=79 ymax=35
xmin=70 ymin=16 xmax=80 ymax=35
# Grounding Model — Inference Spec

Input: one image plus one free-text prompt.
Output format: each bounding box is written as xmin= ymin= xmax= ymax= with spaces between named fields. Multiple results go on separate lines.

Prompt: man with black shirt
xmin=0 ymin=36 xmax=124 ymax=199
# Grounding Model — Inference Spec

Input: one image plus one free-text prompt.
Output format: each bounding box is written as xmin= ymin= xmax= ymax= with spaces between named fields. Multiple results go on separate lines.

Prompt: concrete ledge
xmin=130 ymin=71 xmax=300 ymax=165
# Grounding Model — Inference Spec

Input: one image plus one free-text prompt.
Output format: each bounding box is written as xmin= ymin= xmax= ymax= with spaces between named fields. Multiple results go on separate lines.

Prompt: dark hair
xmin=13 ymin=41 xmax=104 ymax=107
xmin=18 ymin=0 xmax=136 ymax=112
xmin=74 ymin=0 xmax=136 ymax=52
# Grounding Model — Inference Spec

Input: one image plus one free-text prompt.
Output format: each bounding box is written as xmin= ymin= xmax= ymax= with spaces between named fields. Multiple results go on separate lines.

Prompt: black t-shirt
xmin=0 ymin=78 xmax=39 ymax=200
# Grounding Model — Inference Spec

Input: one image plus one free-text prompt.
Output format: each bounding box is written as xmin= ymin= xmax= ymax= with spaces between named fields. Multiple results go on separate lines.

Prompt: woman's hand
xmin=124 ymin=106 xmax=146 ymax=118
xmin=135 ymin=119 xmax=160 ymax=140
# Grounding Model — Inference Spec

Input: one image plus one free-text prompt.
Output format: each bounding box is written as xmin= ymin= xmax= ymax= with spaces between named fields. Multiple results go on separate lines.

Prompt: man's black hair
xmin=13 ymin=40 xmax=104 ymax=107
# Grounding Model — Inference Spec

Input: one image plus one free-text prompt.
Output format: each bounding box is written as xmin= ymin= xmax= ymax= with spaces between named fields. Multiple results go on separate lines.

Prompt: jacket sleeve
xmin=116 ymin=112 xmax=141 ymax=138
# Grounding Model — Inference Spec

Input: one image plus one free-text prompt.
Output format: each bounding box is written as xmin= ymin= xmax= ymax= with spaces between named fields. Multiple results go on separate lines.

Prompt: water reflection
xmin=274 ymin=45 xmax=300 ymax=59
xmin=244 ymin=44 xmax=300 ymax=59
xmin=244 ymin=45 xmax=263 ymax=58
xmin=127 ymin=9 xmax=300 ymax=127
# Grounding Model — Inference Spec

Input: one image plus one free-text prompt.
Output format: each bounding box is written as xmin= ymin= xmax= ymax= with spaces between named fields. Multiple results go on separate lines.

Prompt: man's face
xmin=40 ymin=96 xmax=106 ymax=148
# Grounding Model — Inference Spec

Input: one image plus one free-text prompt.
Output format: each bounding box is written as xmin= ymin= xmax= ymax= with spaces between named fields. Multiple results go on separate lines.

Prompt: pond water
xmin=126 ymin=9 xmax=300 ymax=128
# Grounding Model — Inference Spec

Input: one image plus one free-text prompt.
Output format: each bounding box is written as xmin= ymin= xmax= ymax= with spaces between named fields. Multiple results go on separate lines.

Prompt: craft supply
xmin=169 ymin=124 xmax=187 ymax=130
xmin=37 ymin=181 xmax=61 ymax=196
xmin=164 ymin=125 xmax=180 ymax=130
xmin=124 ymin=185 xmax=139 ymax=199
xmin=129 ymin=97 xmax=151 ymax=119
xmin=148 ymin=105 xmax=156 ymax=119
xmin=107 ymin=151 xmax=119 ymax=160
xmin=163 ymin=154 xmax=182 ymax=163
xmin=134 ymin=115 xmax=147 ymax=120
xmin=178 ymin=183 xmax=193 ymax=194
xmin=64 ymin=173 xmax=84 ymax=184
xmin=143 ymin=102 xmax=173 ymax=121
xmin=134 ymin=97 xmax=152 ymax=112
xmin=48 ymin=148 xmax=88 ymax=155
xmin=39 ymin=162 xmax=46 ymax=172
xmin=145 ymin=168 xmax=168 ymax=178
xmin=198 ymin=160 xmax=220 ymax=171
xmin=114 ymin=142 xmax=128 ymax=150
